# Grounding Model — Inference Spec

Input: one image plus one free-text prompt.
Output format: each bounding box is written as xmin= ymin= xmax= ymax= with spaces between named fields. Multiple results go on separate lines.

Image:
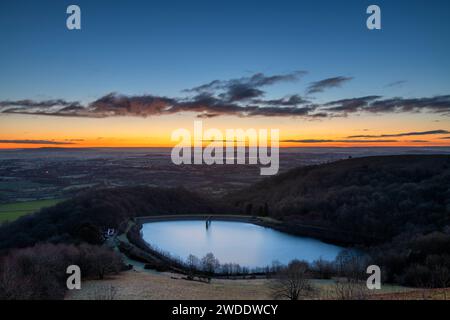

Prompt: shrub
xmin=0 ymin=243 xmax=123 ymax=300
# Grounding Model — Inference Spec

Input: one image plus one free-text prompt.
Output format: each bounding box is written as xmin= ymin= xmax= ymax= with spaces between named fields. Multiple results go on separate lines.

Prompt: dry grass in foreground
xmin=66 ymin=270 xmax=272 ymax=300
xmin=65 ymin=270 xmax=449 ymax=300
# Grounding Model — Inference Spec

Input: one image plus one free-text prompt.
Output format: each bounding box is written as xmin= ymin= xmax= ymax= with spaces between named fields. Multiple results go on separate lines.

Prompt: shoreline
xmin=117 ymin=214 xmax=373 ymax=278
xmin=136 ymin=214 xmax=261 ymax=224
xmin=122 ymin=216 xmax=280 ymax=277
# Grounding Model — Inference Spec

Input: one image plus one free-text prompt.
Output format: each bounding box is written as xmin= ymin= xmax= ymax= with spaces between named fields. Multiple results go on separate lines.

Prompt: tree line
xmin=227 ymin=155 xmax=450 ymax=288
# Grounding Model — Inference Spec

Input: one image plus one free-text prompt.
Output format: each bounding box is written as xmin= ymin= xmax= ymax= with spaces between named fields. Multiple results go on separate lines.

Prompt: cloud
xmin=367 ymin=96 xmax=450 ymax=113
xmin=306 ymin=76 xmax=353 ymax=94
xmin=0 ymin=99 xmax=81 ymax=109
xmin=0 ymin=139 xmax=75 ymax=145
xmin=88 ymin=92 xmax=315 ymax=118
xmin=0 ymin=70 xmax=312 ymax=118
xmin=347 ymin=130 xmax=450 ymax=138
xmin=439 ymin=136 xmax=450 ymax=140
xmin=175 ymin=93 xmax=315 ymax=118
xmin=0 ymin=99 xmax=99 ymax=118
xmin=0 ymin=99 xmax=87 ymax=117
xmin=184 ymin=71 xmax=307 ymax=93
xmin=321 ymin=95 xmax=450 ymax=115
xmin=88 ymin=93 xmax=176 ymax=117
xmin=322 ymin=96 xmax=381 ymax=113
xmin=281 ymin=139 xmax=398 ymax=143
xmin=3 ymin=93 xmax=450 ymax=120
xmin=0 ymin=72 xmax=449 ymax=120
xmin=252 ymin=94 xmax=309 ymax=106
xmin=409 ymin=140 xmax=429 ymax=143
xmin=307 ymin=112 xmax=329 ymax=118
xmin=385 ymin=80 xmax=407 ymax=88
xmin=65 ymin=139 xmax=85 ymax=142
xmin=219 ymin=84 xmax=265 ymax=102
xmin=185 ymin=71 xmax=308 ymax=104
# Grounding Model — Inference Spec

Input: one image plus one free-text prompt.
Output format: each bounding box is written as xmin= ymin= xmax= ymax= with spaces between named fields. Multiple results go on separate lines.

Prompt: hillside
xmin=0 ymin=186 xmax=225 ymax=253
xmin=228 ymin=155 xmax=450 ymax=244
xmin=1 ymin=155 xmax=449 ymax=288
xmin=2 ymin=155 xmax=449 ymax=251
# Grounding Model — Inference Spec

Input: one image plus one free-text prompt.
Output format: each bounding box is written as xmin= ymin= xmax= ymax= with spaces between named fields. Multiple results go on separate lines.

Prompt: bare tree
xmin=333 ymin=250 xmax=371 ymax=300
xmin=83 ymin=246 xmax=123 ymax=280
xmin=0 ymin=257 xmax=34 ymax=300
xmin=335 ymin=250 xmax=367 ymax=281
xmin=270 ymin=260 xmax=315 ymax=300
xmin=311 ymin=257 xmax=335 ymax=279
xmin=433 ymin=265 xmax=450 ymax=300
xmin=334 ymin=278 xmax=370 ymax=300
xmin=270 ymin=260 xmax=283 ymax=274
xmin=201 ymin=253 xmax=220 ymax=274
xmin=186 ymin=254 xmax=200 ymax=280
xmin=0 ymin=243 xmax=124 ymax=300
xmin=427 ymin=255 xmax=450 ymax=299
xmin=221 ymin=263 xmax=231 ymax=277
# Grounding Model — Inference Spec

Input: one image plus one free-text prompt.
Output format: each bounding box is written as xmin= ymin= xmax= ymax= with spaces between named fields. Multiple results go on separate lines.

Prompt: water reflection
xmin=141 ymin=220 xmax=345 ymax=268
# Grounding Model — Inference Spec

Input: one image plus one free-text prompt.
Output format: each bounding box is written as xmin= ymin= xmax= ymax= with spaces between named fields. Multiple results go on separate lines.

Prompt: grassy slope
xmin=0 ymin=199 xmax=63 ymax=223
xmin=66 ymin=270 xmax=425 ymax=300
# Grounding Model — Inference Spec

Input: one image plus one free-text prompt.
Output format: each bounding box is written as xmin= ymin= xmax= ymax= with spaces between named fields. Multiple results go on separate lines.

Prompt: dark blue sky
xmin=1 ymin=0 xmax=449 ymax=103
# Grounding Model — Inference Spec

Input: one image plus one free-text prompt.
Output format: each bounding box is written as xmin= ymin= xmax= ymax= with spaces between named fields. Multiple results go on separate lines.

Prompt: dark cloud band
xmin=281 ymin=139 xmax=398 ymax=143
xmin=1 ymin=72 xmax=449 ymax=120
xmin=2 ymin=94 xmax=450 ymax=120
xmin=0 ymin=140 xmax=75 ymax=145
xmin=347 ymin=130 xmax=450 ymax=138
xmin=306 ymin=76 xmax=353 ymax=94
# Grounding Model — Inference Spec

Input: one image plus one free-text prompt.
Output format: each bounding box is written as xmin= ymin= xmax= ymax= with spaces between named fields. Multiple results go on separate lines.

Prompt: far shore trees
xmin=201 ymin=252 xmax=220 ymax=274
xmin=186 ymin=254 xmax=200 ymax=280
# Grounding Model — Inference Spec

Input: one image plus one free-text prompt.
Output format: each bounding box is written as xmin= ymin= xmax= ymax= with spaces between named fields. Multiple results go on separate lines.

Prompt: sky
xmin=0 ymin=0 xmax=450 ymax=148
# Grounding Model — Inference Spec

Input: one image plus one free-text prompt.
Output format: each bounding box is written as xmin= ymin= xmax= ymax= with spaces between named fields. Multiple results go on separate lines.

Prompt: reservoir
xmin=141 ymin=220 xmax=345 ymax=268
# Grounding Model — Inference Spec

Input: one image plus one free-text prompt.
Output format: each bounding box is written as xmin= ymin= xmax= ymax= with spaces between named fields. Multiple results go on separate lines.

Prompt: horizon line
xmin=2 ymin=145 xmax=450 ymax=150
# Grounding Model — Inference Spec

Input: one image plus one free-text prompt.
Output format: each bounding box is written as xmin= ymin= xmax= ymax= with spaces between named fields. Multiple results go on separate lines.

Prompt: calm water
xmin=141 ymin=220 xmax=345 ymax=268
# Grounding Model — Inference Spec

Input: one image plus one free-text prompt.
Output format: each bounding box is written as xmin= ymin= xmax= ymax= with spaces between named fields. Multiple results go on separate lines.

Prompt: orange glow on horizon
xmin=1 ymin=113 xmax=449 ymax=149
xmin=1 ymin=139 xmax=450 ymax=149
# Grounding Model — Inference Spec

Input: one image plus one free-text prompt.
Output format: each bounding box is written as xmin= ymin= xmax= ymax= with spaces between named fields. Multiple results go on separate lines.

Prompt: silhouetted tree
xmin=270 ymin=260 xmax=314 ymax=300
xmin=186 ymin=254 xmax=200 ymax=279
xmin=201 ymin=253 xmax=220 ymax=274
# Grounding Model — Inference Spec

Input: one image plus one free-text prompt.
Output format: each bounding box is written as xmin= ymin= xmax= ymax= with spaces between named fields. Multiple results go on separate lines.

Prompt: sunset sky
xmin=1 ymin=0 xmax=449 ymax=148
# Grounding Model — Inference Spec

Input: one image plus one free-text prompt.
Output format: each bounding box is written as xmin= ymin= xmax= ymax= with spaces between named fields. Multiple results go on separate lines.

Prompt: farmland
xmin=0 ymin=199 xmax=63 ymax=223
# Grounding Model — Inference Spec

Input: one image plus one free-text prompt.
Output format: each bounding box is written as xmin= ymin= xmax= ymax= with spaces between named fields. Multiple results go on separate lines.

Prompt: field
xmin=0 ymin=199 xmax=63 ymax=223
xmin=66 ymin=270 xmax=273 ymax=300
xmin=66 ymin=269 xmax=432 ymax=300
